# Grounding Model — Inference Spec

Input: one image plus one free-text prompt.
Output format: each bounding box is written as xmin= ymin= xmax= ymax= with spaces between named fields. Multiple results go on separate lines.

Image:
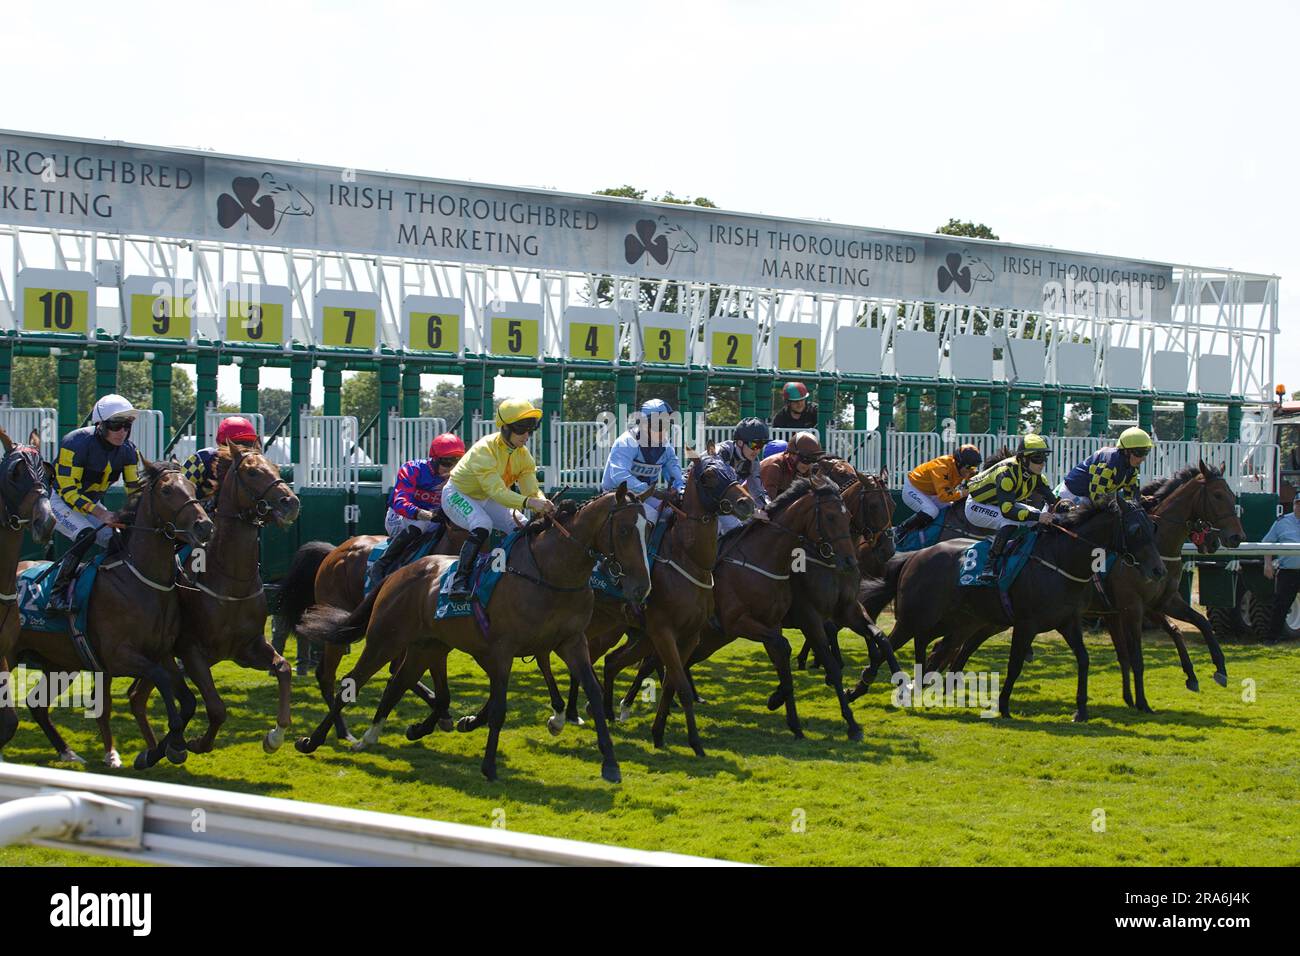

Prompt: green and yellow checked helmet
xmin=1118 ymin=427 xmax=1154 ymax=451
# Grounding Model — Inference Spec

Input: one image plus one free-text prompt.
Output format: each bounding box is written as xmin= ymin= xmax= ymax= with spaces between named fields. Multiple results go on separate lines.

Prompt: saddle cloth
xmin=364 ymin=526 xmax=449 ymax=597
xmin=895 ymin=506 xmax=950 ymax=553
xmin=433 ymin=529 xmax=523 ymax=621
xmin=957 ymin=529 xmax=1038 ymax=591
xmin=16 ymin=554 xmax=106 ymax=639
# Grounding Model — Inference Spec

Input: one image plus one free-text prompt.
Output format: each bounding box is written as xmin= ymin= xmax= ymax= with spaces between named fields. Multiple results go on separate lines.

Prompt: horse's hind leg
xmin=1059 ymin=614 xmax=1091 ymax=722
xmin=405 ymin=645 xmax=455 ymax=740
xmin=753 ymin=628 xmax=802 ymax=739
xmin=620 ymin=650 xmax=662 ymax=714
xmin=792 ymin=604 xmax=860 ymax=741
xmin=235 ymin=639 xmax=292 ymax=753
xmin=534 ymin=653 xmax=568 ymax=730
xmin=297 ymin=636 xmax=391 ymax=754
xmin=21 ymin=668 xmax=76 ymax=761
xmin=646 ymin=621 xmax=704 ymax=756
xmin=1104 ymin=617 xmax=1135 ymax=708
xmin=127 ymin=676 xmax=160 ymax=752
xmin=1128 ymin=614 xmax=1153 ymax=713
xmin=355 ymin=648 xmax=430 ymax=752
xmin=604 ymin=634 xmax=654 ymax=721
xmin=316 ymin=641 xmax=356 ymax=744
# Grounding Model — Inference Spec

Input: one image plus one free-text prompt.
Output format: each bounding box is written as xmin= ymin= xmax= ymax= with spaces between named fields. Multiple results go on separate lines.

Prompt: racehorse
xmin=0 ymin=429 xmax=57 ymax=753
xmin=9 ymin=460 xmax=212 ymax=768
xmin=563 ymin=455 xmax=754 ymax=756
xmin=859 ymin=497 xmax=1165 ymax=720
xmin=126 ymin=446 xmax=300 ymax=754
xmin=293 ymin=485 xmax=652 ymax=782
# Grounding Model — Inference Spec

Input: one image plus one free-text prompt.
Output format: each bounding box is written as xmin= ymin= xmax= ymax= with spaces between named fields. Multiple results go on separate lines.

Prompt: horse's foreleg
xmin=178 ymin=646 xmax=224 ymax=754
xmin=620 ymin=651 xmax=662 ymax=714
xmin=998 ymin=624 xmax=1036 ymax=718
xmin=1161 ymin=593 xmax=1228 ymax=686
xmin=558 ymin=634 xmax=620 ymax=783
xmin=1128 ymin=612 xmax=1153 ymax=713
xmin=1059 ymin=614 xmax=1090 ymax=722
xmin=235 ymin=639 xmax=292 ymax=752
xmin=604 ymin=635 xmax=654 ymax=721
xmin=355 ymin=648 xmax=429 ymax=752
xmin=405 ymin=645 xmax=455 ymax=741
xmin=316 ymin=641 xmax=355 ymax=744
xmin=477 ymin=651 xmax=515 ymax=782
xmin=297 ymin=635 xmax=390 ymax=754
xmin=126 ymin=676 xmax=159 ymax=752
xmin=1105 ymin=617 xmax=1135 ymax=708
xmin=793 ymin=605 xmax=860 ymax=741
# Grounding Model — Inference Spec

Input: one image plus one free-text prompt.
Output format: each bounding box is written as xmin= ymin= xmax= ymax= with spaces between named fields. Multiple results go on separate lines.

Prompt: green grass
xmin=2 ymin=616 xmax=1298 ymax=866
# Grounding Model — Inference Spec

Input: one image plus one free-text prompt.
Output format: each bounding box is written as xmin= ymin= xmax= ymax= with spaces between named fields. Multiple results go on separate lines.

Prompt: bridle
xmin=0 ymin=445 xmax=49 ymax=532
xmin=845 ymin=473 xmax=893 ymax=550
xmin=522 ymin=495 xmax=647 ymax=590
xmin=664 ymin=458 xmax=751 ymax=523
xmin=215 ymin=454 xmax=293 ymax=526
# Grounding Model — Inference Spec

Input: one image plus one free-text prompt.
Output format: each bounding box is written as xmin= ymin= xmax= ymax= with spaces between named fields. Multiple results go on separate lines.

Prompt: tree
xmin=421 ymin=380 xmax=464 ymax=425
xmin=341 ymin=371 xmax=379 ymax=426
xmin=6 ymin=354 xmax=195 ymax=428
xmin=258 ymin=388 xmax=294 ymax=432
xmin=563 ymin=378 xmax=615 ymax=421
xmin=936 ymin=219 xmax=999 ymax=240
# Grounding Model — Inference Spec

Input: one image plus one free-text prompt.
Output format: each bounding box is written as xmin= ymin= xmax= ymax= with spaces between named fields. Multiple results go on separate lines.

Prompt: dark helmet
xmin=733 ymin=418 xmax=769 ymax=446
xmin=955 ymin=443 xmax=982 ymax=470
xmin=790 ymin=431 xmax=823 ymax=461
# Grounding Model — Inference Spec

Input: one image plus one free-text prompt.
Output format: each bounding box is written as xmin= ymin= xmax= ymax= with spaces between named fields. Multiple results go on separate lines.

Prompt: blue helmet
xmin=639 ymin=398 xmax=673 ymax=416
xmin=762 ymin=439 xmax=788 ymax=459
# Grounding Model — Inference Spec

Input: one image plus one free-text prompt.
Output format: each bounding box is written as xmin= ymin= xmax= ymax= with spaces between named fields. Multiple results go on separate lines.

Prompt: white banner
xmin=0 ymin=130 xmax=1172 ymax=320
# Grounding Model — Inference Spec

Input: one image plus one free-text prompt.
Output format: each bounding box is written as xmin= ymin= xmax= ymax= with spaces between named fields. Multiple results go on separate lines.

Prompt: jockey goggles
xmin=1024 ymin=452 xmax=1047 ymax=464
xmin=103 ymin=418 xmax=133 ymax=432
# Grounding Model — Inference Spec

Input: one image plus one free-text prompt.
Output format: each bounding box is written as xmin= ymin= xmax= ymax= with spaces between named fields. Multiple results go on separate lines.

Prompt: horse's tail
xmin=860 ymin=553 xmax=909 ymax=618
xmin=272 ymin=540 xmax=333 ymax=638
xmin=296 ymin=588 xmax=380 ymax=646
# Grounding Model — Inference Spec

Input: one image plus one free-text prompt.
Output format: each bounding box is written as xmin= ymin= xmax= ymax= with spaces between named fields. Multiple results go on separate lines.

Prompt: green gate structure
xmin=0 ymin=129 xmax=1282 ymax=606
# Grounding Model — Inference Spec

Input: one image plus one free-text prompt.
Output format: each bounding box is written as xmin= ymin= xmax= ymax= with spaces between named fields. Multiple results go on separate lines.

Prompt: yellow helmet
xmin=1118 ymin=427 xmax=1153 ymax=451
xmin=495 ymin=398 xmax=543 ymax=429
xmin=1017 ymin=434 xmax=1050 ymax=457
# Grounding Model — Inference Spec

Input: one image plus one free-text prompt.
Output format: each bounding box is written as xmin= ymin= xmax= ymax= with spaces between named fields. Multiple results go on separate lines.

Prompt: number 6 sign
xmin=403 ymin=295 xmax=463 ymax=355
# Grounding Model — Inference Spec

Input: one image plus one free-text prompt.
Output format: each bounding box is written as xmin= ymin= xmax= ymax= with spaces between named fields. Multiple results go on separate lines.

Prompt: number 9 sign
xmin=123 ymin=276 xmax=194 ymax=341
xmin=487 ymin=303 xmax=541 ymax=358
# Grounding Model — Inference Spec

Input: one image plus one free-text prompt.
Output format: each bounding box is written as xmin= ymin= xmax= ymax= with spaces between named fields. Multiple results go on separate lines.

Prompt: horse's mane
xmin=1141 ymin=462 xmax=1220 ymax=499
xmin=986 ymin=445 xmax=1016 ymax=465
xmin=118 ymin=459 xmax=183 ymax=539
xmin=1053 ymin=496 xmax=1111 ymax=530
xmin=818 ymin=456 xmax=859 ymax=490
xmin=767 ymin=477 xmax=816 ymax=517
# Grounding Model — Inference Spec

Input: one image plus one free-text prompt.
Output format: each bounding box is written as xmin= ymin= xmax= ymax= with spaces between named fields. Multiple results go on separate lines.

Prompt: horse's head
xmin=569 ymin=483 xmax=653 ymax=605
xmin=772 ymin=476 xmax=857 ymax=573
xmin=851 ymin=470 xmax=896 ymax=567
xmin=688 ymin=455 xmax=754 ymax=521
xmin=138 ymin=458 xmax=214 ymax=547
xmin=261 ymin=172 xmax=315 ymax=231
xmin=219 ymin=444 xmax=300 ymax=528
xmin=1196 ymin=460 xmax=1244 ymax=548
xmin=0 ymin=427 xmax=55 ymax=544
xmin=1114 ymin=497 xmax=1165 ymax=582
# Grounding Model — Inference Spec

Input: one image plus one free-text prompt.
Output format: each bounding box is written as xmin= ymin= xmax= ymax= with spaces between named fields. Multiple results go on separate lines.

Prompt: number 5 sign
xmin=486 ymin=302 xmax=541 ymax=358
xmin=314 ymin=290 xmax=379 ymax=350
xmin=403 ymin=295 xmax=463 ymax=355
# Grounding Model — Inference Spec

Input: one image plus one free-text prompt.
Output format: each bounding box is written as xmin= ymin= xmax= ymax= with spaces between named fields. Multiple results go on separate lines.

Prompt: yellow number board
xmin=778 ymin=334 xmax=818 ymax=372
xmin=129 ymin=293 xmax=191 ymax=340
xmin=569 ymin=322 xmax=614 ymax=361
xmin=642 ymin=326 xmax=686 ymax=364
xmin=225 ymin=299 xmax=285 ymax=344
xmin=409 ymin=312 xmax=460 ymax=353
xmin=490 ymin=316 xmax=539 ymax=357
xmin=711 ymin=331 xmax=753 ymax=369
xmin=321 ymin=306 xmax=376 ymax=349
xmin=22 ymin=287 xmax=90 ymax=335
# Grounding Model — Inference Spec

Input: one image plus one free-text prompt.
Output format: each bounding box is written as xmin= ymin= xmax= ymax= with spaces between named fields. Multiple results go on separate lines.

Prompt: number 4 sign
xmin=563 ymin=306 xmax=618 ymax=362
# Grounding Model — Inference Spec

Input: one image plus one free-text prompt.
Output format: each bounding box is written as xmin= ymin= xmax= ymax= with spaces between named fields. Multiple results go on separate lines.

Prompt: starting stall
xmin=0 ymin=129 xmax=1282 ymax=630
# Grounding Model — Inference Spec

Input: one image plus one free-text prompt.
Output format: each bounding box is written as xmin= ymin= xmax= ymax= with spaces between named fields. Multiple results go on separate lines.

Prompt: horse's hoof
xmin=1024 ymin=648 xmax=1035 ymax=663
xmin=546 ymin=712 xmax=565 ymax=736
xmin=295 ymin=736 xmax=317 ymax=754
xmin=693 ymin=695 xmax=708 ymax=706
xmin=263 ymin=726 xmax=286 ymax=753
xmin=691 ymin=743 xmax=706 ymax=758
xmin=791 ymin=729 xmax=805 ymax=740
xmin=405 ymin=724 xmax=425 ymax=741
xmin=617 ymin=704 xmax=632 ymax=722
xmin=1214 ymin=671 xmax=1228 ymax=688
xmin=133 ymin=751 xmax=151 ymax=770
xmin=1185 ymin=677 xmax=1200 ymax=693
xmin=653 ymin=736 xmax=666 ymax=750
xmin=601 ymin=763 xmax=622 ymax=784
xmin=341 ymin=733 xmax=360 ymax=746
xmin=57 ymin=748 xmax=84 ymax=764
xmin=350 ymin=736 xmax=369 ymax=752
xmin=795 ymin=660 xmax=806 ymax=671
xmin=481 ymin=765 xmax=498 ymax=782
xmin=847 ymin=725 xmax=864 ymax=742
xmin=1139 ymin=704 xmax=1155 ymax=714
xmin=1073 ymin=711 xmax=1089 ymax=723
xmin=104 ymin=749 xmax=122 ymax=769
xmin=185 ymin=739 xmax=211 ymax=755
xmin=766 ymin=689 xmax=786 ymax=711
xmin=437 ymin=717 xmax=455 ymax=733
xmin=358 ymin=722 xmax=384 ymax=750
xmin=566 ymin=713 xmax=585 ymax=726
xmin=456 ymin=716 xmax=476 ymax=733
xmin=165 ymin=742 xmax=188 ymax=765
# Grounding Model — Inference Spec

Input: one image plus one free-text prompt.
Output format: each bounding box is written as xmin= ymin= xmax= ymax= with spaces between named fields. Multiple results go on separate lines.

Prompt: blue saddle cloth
xmin=895 ymin=506 xmax=950 ymax=552
xmin=433 ymin=529 xmax=523 ymax=620
xmin=364 ymin=527 xmax=448 ymax=597
xmin=16 ymin=554 xmax=106 ymax=637
xmin=588 ymin=513 xmax=671 ymax=600
xmin=957 ymin=530 xmax=1039 ymax=590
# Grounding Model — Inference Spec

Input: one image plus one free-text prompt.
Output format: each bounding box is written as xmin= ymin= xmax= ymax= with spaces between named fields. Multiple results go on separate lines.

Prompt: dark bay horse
xmin=569 ymin=455 xmax=753 ymax=756
xmin=127 ymin=446 xmax=300 ymax=754
xmin=9 ymin=460 xmax=213 ymax=768
xmin=862 ymin=497 xmax=1164 ymax=720
xmin=0 ymin=428 xmax=57 ymax=754
xmin=294 ymin=485 xmax=652 ymax=782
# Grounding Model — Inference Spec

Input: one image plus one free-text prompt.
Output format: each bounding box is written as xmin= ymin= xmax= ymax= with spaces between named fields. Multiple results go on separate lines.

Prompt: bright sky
xmin=4 ymin=0 xmax=1296 ymax=405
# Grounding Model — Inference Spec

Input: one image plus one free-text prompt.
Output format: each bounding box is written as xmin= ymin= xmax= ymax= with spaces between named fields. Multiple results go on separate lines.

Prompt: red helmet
xmin=429 ymin=433 xmax=466 ymax=460
xmin=216 ymin=416 xmax=259 ymax=446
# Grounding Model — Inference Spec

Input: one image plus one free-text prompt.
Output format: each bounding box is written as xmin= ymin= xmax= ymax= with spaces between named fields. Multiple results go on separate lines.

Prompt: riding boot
xmin=45 ymin=528 xmax=98 ymax=613
xmin=978 ymin=525 xmax=1015 ymax=585
xmin=446 ymin=528 xmax=489 ymax=601
xmin=367 ymin=524 xmax=423 ymax=591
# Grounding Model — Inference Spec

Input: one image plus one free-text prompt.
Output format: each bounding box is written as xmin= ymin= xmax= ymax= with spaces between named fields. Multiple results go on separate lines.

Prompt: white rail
xmin=383 ymin=413 xmax=450 ymax=489
xmin=0 ymin=763 xmax=735 ymax=867
xmin=295 ymin=414 xmax=361 ymax=491
xmin=202 ymin=410 xmax=266 ymax=449
xmin=884 ymin=431 xmax=940 ymax=488
xmin=132 ymin=409 xmax=167 ymax=463
xmin=0 ymin=405 xmax=57 ymax=451
xmin=826 ymin=428 xmax=882 ymax=473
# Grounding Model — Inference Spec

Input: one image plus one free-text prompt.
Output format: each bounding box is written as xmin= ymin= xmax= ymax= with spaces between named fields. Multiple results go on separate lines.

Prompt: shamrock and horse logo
xmin=624 ymin=217 xmax=698 ymax=269
xmin=936 ymin=248 xmax=995 ymax=294
xmin=217 ymin=172 xmax=315 ymax=235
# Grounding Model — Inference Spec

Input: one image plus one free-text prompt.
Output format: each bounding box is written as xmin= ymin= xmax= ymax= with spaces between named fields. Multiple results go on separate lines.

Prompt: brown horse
xmin=0 ymin=428 xmax=57 ymax=753
xmin=9 ymin=460 xmax=213 ymax=768
xmin=562 ymin=455 xmax=754 ymax=756
xmin=294 ymin=485 xmax=652 ymax=782
xmin=127 ymin=446 xmax=300 ymax=754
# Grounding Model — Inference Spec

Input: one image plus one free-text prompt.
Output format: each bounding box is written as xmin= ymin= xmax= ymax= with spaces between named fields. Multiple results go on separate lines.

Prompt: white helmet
xmin=91 ymin=394 xmax=139 ymax=425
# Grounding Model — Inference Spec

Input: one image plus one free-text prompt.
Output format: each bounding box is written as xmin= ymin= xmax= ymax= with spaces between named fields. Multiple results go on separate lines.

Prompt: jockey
xmin=900 ymin=444 xmax=983 ymax=532
xmin=1057 ymin=427 xmax=1153 ymax=505
xmin=964 ymin=434 xmax=1059 ymax=585
xmin=759 ymin=430 xmax=823 ymax=500
xmin=715 ymin=418 xmax=770 ymax=533
xmin=762 ymin=439 xmax=788 ymax=460
xmin=771 ymin=381 xmax=819 ymax=430
xmin=443 ymin=398 xmax=552 ymax=600
xmin=366 ymin=432 xmax=466 ymax=589
xmin=45 ymin=394 xmax=142 ymax=612
xmin=181 ymin=416 xmax=262 ymax=503
xmin=601 ymin=398 xmax=686 ymax=526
